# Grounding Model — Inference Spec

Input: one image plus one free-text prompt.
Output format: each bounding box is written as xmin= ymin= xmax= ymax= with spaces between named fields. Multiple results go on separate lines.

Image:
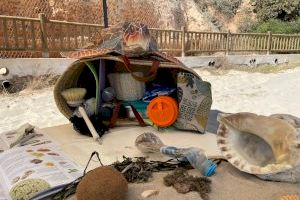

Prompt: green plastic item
xmin=85 ymin=61 xmax=100 ymax=115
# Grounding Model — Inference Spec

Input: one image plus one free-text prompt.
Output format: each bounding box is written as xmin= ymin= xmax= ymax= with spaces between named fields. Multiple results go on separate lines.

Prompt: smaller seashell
xmin=141 ymin=190 xmax=159 ymax=198
xmin=135 ymin=132 xmax=165 ymax=153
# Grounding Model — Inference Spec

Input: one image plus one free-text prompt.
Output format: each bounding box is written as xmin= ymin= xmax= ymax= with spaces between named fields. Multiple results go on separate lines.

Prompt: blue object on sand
xmin=143 ymin=84 xmax=176 ymax=103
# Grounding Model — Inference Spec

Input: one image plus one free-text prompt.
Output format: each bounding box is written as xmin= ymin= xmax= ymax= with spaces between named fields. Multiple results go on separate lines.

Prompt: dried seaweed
xmin=111 ymin=156 xmax=192 ymax=183
xmin=164 ymin=168 xmax=212 ymax=200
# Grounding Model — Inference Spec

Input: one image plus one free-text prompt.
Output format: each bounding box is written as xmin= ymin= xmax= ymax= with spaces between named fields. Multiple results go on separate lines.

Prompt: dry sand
xmin=1 ymin=67 xmax=300 ymax=200
xmin=0 ymin=89 xmax=68 ymax=133
xmin=196 ymin=67 xmax=300 ymax=117
xmin=125 ymin=162 xmax=300 ymax=200
xmin=1 ymin=67 xmax=300 ymax=132
xmin=43 ymin=124 xmax=300 ymax=200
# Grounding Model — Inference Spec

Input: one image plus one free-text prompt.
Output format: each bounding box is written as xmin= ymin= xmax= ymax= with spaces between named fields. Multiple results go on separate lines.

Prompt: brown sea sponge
xmin=164 ymin=168 xmax=212 ymax=200
xmin=76 ymin=166 xmax=128 ymax=200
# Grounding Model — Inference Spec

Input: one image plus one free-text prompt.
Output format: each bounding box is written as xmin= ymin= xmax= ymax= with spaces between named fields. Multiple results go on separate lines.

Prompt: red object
xmin=109 ymin=102 xmax=121 ymax=128
xmin=130 ymin=104 xmax=146 ymax=127
xmin=147 ymin=96 xmax=178 ymax=127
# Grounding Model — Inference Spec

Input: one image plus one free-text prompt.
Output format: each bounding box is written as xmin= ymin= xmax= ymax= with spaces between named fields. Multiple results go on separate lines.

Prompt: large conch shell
xmin=217 ymin=112 xmax=300 ymax=183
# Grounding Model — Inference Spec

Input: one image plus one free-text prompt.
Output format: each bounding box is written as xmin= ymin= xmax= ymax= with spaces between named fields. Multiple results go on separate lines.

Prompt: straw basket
xmin=54 ymin=61 xmax=87 ymax=119
xmin=54 ymin=55 xmax=199 ymax=120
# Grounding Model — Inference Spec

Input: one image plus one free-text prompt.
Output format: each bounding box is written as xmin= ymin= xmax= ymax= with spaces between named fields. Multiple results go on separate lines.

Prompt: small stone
xmin=141 ymin=190 xmax=159 ymax=198
xmin=0 ymin=67 xmax=8 ymax=75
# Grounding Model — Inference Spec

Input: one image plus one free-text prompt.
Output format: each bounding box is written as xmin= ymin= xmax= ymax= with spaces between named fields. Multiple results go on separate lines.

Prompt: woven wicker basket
xmin=54 ymin=61 xmax=86 ymax=118
xmin=54 ymin=55 xmax=199 ymax=119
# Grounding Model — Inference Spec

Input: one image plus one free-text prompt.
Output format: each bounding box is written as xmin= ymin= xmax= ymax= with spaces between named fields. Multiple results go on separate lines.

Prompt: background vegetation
xmin=194 ymin=0 xmax=242 ymax=18
xmin=212 ymin=0 xmax=242 ymax=18
xmin=239 ymin=0 xmax=300 ymax=33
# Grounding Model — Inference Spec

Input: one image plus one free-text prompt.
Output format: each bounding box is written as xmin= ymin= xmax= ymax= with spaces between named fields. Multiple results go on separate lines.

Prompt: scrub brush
xmin=61 ymin=88 xmax=87 ymax=107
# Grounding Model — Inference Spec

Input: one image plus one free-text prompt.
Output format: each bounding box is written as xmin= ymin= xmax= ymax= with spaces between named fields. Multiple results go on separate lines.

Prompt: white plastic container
xmin=108 ymin=72 xmax=145 ymax=101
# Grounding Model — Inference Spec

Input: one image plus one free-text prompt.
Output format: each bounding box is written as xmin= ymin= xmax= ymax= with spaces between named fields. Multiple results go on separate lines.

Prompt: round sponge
xmin=76 ymin=166 xmax=128 ymax=200
xmin=9 ymin=178 xmax=50 ymax=200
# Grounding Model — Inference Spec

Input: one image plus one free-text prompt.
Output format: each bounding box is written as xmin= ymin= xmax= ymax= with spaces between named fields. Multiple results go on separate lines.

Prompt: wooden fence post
xmin=267 ymin=31 xmax=272 ymax=54
xmin=39 ymin=13 xmax=49 ymax=58
xmin=3 ymin=18 xmax=9 ymax=49
xmin=226 ymin=30 xmax=231 ymax=55
xmin=181 ymin=26 xmax=186 ymax=57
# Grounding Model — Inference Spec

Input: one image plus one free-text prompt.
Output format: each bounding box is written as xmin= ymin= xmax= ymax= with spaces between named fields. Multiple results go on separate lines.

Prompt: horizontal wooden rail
xmin=0 ymin=15 xmax=40 ymax=21
xmin=2 ymin=14 xmax=300 ymax=58
xmin=48 ymin=19 xmax=104 ymax=27
xmin=149 ymin=27 xmax=182 ymax=32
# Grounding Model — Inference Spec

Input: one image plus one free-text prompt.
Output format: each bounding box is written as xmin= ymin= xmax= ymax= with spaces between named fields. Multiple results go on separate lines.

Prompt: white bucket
xmin=108 ymin=72 xmax=145 ymax=101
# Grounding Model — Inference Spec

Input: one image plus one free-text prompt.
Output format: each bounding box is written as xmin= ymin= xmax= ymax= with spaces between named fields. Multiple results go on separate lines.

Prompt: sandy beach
xmin=1 ymin=67 xmax=300 ymax=133
xmin=197 ymin=67 xmax=300 ymax=116
xmin=0 ymin=89 xmax=68 ymax=133
xmin=1 ymin=67 xmax=300 ymax=200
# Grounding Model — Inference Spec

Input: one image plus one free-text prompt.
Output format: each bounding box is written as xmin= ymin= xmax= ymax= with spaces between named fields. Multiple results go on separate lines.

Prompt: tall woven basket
xmin=54 ymin=61 xmax=87 ymax=118
xmin=54 ymin=55 xmax=199 ymax=120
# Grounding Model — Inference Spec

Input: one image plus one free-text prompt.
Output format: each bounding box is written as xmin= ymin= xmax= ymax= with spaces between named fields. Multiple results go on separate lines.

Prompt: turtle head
xmin=122 ymin=22 xmax=157 ymax=55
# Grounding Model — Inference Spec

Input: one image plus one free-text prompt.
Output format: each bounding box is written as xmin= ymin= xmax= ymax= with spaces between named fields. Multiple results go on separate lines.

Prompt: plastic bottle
xmin=183 ymin=148 xmax=217 ymax=177
xmin=102 ymin=87 xmax=115 ymax=102
xmin=160 ymin=146 xmax=217 ymax=177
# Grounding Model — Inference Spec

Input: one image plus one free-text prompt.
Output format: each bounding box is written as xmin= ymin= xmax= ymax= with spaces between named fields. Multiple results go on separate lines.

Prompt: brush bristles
xmin=61 ymin=88 xmax=87 ymax=107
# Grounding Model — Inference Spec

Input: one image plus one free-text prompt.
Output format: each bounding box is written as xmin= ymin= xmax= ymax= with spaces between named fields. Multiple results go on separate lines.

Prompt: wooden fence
xmin=1 ymin=14 xmax=300 ymax=58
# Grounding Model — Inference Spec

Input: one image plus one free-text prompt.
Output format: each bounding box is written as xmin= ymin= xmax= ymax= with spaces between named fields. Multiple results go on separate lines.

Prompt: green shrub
xmin=254 ymin=18 xmax=300 ymax=33
xmin=252 ymin=0 xmax=300 ymax=21
xmin=238 ymin=16 xmax=300 ymax=34
xmin=291 ymin=17 xmax=300 ymax=32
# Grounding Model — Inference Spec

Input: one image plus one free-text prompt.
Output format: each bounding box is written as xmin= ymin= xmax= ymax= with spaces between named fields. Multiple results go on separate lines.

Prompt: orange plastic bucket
xmin=147 ymin=96 xmax=178 ymax=127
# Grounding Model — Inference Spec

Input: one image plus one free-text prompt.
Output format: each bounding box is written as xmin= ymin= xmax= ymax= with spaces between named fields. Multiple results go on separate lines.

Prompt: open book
xmin=0 ymin=128 xmax=83 ymax=200
xmin=0 ymin=124 xmax=46 ymax=152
